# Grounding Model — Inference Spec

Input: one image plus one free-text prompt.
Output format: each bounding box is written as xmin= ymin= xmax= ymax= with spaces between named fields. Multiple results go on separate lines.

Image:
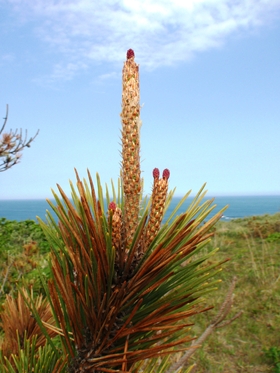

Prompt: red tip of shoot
xmin=109 ymin=201 xmax=117 ymax=211
xmin=127 ymin=49 xmax=135 ymax=59
xmin=162 ymin=169 xmax=170 ymax=180
xmin=153 ymin=168 xmax=160 ymax=179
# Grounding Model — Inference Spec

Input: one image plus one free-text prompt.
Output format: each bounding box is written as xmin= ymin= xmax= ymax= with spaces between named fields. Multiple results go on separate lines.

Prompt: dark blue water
xmin=0 ymin=196 xmax=280 ymax=223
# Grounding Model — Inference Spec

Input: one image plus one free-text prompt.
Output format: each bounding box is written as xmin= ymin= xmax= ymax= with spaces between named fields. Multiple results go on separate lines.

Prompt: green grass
xmin=0 ymin=213 xmax=279 ymax=372
xmin=188 ymin=213 xmax=280 ymax=372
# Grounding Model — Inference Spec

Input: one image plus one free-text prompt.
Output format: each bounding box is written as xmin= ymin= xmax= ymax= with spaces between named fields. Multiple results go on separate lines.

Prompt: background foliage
xmin=0 ymin=218 xmax=50 ymax=301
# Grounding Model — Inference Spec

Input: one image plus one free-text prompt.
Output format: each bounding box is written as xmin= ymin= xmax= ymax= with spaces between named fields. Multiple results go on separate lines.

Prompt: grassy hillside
xmin=0 ymin=213 xmax=279 ymax=372
xmin=190 ymin=213 xmax=280 ymax=372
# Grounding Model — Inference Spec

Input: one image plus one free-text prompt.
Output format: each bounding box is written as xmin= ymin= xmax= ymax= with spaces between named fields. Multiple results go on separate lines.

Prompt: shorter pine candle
xmin=144 ymin=168 xmax=170 ymax=249
xmin=108 ymin=201 xmax=123 ymax=264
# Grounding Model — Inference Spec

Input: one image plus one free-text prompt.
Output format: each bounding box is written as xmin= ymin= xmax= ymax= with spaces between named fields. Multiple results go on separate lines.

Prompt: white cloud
xmin=1 ymin=53 xmax=15 ymax=63
xmin=5 ymin=0 xmax=280 ymax=78
xmin=98 ymin=71 xmax=120 ymax=81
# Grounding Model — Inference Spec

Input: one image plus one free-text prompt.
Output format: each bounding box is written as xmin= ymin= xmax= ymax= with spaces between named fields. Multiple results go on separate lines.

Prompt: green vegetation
xmin=264 ymin=347 xmax=280 ymax=373
xmin=0 ymin=212 xmax=279 ymax=372
xmin=0 ymin=218 xmax=50 ymax=301
xmin=189 ymin=213 xmax=280 ymax=372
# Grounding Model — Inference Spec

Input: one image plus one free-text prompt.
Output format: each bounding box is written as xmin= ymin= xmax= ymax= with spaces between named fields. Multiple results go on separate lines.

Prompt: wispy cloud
xmin=98 ymin=71 xmax=120 ymax=81
xmin=6 ymin=0 xmax=280 ymax=79
xmin=1 ymin=53 xmax=15 ymax=64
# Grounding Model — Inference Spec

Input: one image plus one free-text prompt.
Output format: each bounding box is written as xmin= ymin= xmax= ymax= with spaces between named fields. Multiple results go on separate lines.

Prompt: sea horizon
xmin=1 ymin=195 xmax=280 ymax=223
xmin=1 ymin=193 xmax=280 ymax=201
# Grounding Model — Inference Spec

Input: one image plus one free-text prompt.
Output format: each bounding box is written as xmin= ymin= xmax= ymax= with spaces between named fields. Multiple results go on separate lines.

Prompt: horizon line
xmin=1 ymin=194 xmax=280 ymax=201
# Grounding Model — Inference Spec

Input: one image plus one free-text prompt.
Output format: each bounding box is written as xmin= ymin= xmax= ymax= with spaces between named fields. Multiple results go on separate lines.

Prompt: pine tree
xmin=38 ymin=49 xmax=227 ymax=372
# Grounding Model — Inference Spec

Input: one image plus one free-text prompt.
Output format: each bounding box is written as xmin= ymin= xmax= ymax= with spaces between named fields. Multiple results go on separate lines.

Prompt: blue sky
xmin=1 ymin=0 xmax=280 ymax=199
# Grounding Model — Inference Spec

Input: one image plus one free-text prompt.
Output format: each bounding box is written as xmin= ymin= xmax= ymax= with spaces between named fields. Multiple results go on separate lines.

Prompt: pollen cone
xmin=121 ymin=49 xmax=141 ymax=246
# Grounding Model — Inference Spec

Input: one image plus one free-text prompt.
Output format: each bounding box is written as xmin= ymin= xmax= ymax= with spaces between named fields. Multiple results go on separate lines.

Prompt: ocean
xmin=0 ymin=196 xmax=280 ymax=223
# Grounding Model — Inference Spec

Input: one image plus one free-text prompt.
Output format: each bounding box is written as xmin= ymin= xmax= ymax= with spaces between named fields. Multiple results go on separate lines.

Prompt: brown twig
xmin=166 ymin=277 xmax=242 ymax=373
xmin=0 ymin=258 xmax=15 ymax=296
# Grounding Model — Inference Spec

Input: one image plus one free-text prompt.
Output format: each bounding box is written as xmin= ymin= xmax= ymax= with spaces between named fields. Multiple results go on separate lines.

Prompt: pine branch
xmin=0 ymin=104 xmax=39 ymax=172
